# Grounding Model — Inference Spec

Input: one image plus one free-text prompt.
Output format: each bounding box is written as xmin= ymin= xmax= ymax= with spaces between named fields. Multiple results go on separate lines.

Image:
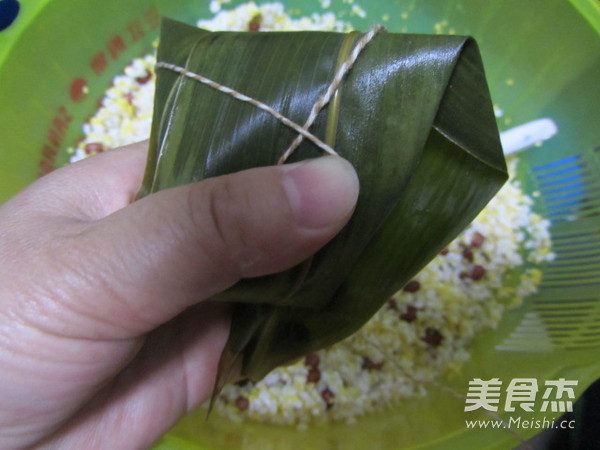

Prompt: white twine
xmin=277 ymin=25 xmax=385 ymax=164
xmin=155 ymin=25 xmax=384 ymax=164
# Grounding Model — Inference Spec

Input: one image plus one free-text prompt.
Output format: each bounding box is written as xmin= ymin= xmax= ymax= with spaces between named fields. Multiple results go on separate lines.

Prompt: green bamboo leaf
xmin=140 ymin=19 xmax=507 ymax=383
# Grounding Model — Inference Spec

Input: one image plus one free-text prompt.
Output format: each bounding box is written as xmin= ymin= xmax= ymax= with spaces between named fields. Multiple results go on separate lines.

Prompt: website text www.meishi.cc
xmin=465 ymin=417 xmax=575 ymax=430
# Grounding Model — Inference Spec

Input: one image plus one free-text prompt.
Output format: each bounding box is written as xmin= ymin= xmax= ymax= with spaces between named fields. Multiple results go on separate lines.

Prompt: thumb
xmin=82 ymin=156 xmax=359 ymax=337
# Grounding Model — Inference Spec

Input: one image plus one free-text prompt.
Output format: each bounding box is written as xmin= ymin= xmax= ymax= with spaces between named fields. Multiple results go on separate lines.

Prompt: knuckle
xmin=188 ymin=175 xmax=261 ymax=275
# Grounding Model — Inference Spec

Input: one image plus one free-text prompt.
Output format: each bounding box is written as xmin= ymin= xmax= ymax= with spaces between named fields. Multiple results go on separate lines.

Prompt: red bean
xmin=307 ymin=368 xmax=321 ymax=383
xmin=305 ymin=354 xmax=320 ymax=368
xmin=471 ymin=265 xmax=486 ymax=281
xmin=248 ymin=14 xmax=262 ymax=31
xmin=462 ymin=247 xmax=474 ymax=262
xmin=362 ymin=357 xmax=384 ymax=371
xmin=422 ymin=327 xmax=444 ymax=347
xmin=403 ymin=280 xmax=421 ymax=293
xmin=135 ymin=72 xmax=153 ymax=84
xmin=321 ymin=388 xmax=335 ymax=406
xmin=235 ymin=396 xmax=250 ymax=411
xmin=400 ymin=305 xmax=418 ymax=323
xmin=84 ymin=142 xmax=104 ymax=154
xmin=471 ymin=232 xmax=485 ymax=248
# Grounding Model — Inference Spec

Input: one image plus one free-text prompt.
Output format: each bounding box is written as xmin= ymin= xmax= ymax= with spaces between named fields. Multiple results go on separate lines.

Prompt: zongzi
xmin=139 ymin=18 xmax=507 ymax=386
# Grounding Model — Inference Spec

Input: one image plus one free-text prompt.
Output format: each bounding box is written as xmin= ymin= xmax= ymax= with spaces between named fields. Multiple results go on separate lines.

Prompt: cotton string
xmin=277 ymin=25 xmax=384 ymax=164
xmin=155 ymin=25 xmax=384 ymax=164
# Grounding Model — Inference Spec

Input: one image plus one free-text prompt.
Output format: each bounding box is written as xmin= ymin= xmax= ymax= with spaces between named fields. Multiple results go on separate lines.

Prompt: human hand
xmin=0 ymin=141 xmax=359 ymax=449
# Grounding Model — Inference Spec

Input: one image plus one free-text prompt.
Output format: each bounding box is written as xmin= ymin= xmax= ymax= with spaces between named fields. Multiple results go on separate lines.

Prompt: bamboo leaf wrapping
xmin=140 ymin=19 xmax=507 ymax=382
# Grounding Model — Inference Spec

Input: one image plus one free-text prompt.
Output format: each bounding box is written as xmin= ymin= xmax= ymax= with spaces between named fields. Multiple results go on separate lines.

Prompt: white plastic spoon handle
xmin=500 ymin=118 xmax=558 ymax=155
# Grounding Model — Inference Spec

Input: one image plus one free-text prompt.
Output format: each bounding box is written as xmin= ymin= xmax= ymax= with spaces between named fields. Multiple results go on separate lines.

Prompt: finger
xmin=5 ymin=141 xmax=148 ymax=221
xmin=80 ymin=156 xmax=359 ymax=338
xmin=35 ymin=303 xmax=231 ymax=450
